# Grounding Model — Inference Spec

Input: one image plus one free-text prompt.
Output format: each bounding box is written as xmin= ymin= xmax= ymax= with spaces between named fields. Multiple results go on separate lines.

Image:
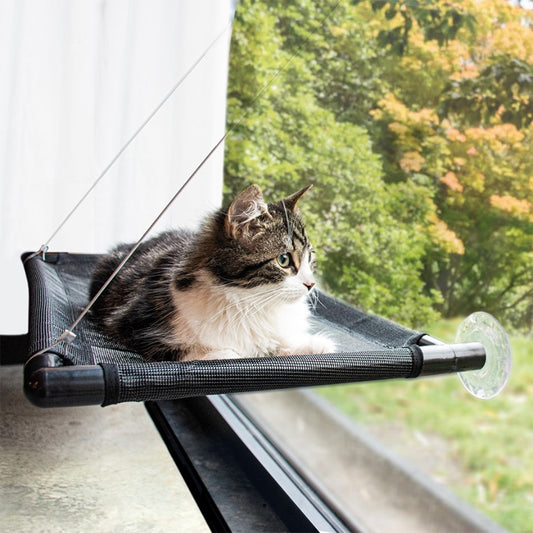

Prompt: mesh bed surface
xmin=23 ymin=253 xmax=424 ymax=405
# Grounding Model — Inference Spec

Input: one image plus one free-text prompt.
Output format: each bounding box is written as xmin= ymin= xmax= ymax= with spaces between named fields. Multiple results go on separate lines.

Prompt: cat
xmin=89 ymin=184 xmax=334 ymax=362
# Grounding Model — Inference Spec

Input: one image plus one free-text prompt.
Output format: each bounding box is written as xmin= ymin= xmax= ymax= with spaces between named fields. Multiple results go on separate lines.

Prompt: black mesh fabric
xmin=23 ymin=252 xmax=424 ymax=405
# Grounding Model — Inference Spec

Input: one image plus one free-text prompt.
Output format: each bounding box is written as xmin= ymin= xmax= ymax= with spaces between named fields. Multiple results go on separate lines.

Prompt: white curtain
xmin=0 ymin=0 xmax=235 ymax=333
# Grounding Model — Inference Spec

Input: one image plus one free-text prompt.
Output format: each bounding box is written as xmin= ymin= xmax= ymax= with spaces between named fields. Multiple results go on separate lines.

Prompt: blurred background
xmin=223 ymin=1 xmax=533 ymax=530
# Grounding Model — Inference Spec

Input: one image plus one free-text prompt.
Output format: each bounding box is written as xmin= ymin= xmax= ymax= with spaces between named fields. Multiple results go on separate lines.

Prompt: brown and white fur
xmin=89 ymin=184 xmax=334 ymax=361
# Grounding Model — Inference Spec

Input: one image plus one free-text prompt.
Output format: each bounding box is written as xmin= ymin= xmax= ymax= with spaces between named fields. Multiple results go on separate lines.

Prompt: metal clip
xmin=59 ymin=329 xmax=77 ymax=345
xmin=22 ymin=244 xmax=50 ymax=265
xmin=38 ymin=244 xmax=49 ymax=261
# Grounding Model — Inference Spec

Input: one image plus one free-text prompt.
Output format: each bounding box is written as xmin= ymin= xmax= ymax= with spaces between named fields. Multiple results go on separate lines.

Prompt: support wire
xmin=36 ymin=1 xmax=342 ymax=353
xmin=39 ymin=18 xmax=233 ymax=253
xmin=67 ymin=133 xmax=227 ymax=337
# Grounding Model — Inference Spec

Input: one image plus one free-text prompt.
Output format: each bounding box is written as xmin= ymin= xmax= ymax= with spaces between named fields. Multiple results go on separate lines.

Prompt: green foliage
xmin=440 ymin=55 xmax=533 ymax=128
xmin=354 ymin=0 xmax=533 ymax=331
xmin=353 ymin=0 xmax=475 ymax=55
xmin=224 ymin=4 xmax=533 ymax=525
xmin=224 ymin=0 xmax=533 ymax=332
xmin=223 ymin=3 xmax=533 ymax=528
xmin=224 ymin=0 xmax=439 ymax=326
xmin=372 ymin=90 xmax=533 ymax=329
xmin=273 ymin=0 xmax=386 ymax=126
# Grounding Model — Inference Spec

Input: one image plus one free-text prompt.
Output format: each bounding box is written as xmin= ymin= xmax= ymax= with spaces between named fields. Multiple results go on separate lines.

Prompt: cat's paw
xmin=182 ymin=349 xmax=242 ymax=361
xmin=278 ymin=334 xmax=335 ymax=356
xmin=305 ymin=333 xmax=336 ymax=354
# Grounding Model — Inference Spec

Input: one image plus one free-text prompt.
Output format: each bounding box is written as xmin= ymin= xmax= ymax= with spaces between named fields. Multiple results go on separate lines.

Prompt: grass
xmin=318 ymin=318 xmax=533 ymax=532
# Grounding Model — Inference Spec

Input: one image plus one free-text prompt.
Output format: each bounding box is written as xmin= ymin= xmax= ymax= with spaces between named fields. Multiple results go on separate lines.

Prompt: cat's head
xmin=206 ymin=185 xmax=316 ymax=302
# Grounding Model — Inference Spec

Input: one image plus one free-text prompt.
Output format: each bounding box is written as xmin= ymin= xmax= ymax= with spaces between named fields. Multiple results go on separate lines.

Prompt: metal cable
xmin=37 ymin=1 xmax=343 ymax=349
xmin=39 ymin=18 xmax=234 ymax=253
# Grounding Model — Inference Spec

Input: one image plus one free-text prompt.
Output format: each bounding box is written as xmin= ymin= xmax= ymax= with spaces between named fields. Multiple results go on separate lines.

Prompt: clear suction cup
xmin=456 ymin=312 xmax=512 ymax=399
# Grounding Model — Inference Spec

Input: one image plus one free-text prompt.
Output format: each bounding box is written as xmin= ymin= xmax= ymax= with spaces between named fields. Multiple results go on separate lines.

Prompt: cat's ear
xmin=225 ymin=185 xmax=270 ymax=240
xmin=282 ymin=184 xmax=313 ymax=212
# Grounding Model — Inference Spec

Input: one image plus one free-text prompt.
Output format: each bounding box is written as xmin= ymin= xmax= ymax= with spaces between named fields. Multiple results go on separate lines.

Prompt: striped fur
xmin=89 ymin=185 xmax=334 ymax=361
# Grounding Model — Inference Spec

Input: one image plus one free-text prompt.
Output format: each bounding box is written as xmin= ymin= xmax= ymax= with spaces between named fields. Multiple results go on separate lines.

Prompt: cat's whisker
xmin=204 ymin=285 xmax=282 ymax=329
xmin=308 ymin=289 xmax=321 ymax=312
xmin=206 ymin=288 xmax=280 ymax=327
xmin=89 ymin=184 xmax=325 ymax=361
xmin=313 ymin=290 xmax=329 ymax=311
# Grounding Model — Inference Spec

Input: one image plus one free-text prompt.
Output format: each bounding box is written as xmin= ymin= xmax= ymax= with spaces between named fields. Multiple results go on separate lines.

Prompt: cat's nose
xmin=304 ymin=281 xmax=315 ymax=291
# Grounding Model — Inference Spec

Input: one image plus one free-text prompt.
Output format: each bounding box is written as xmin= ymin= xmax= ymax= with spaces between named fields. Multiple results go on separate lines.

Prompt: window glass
xmin=226 ymin=2 xmax=533 ymax=531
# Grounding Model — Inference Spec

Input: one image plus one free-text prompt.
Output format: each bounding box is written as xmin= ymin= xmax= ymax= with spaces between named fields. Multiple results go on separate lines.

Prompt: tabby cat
xmin=89 ymin=185 xmax=334 ymax=361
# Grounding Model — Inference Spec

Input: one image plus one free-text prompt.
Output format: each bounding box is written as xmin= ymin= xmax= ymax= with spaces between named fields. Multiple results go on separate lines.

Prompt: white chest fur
xmin=171 ymin=270 xmax=315 ymax=359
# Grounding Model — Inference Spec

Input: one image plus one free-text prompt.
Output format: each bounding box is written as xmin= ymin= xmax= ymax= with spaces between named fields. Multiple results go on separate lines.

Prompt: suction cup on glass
xmin=456 ymin=312 xmax=512 ymax=399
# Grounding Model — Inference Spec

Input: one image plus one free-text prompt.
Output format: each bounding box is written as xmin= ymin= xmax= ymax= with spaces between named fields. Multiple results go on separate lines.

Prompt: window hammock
xmin=21 ymin=250 xmax=502 ymax=408
xmin=14 ymin=3 xmax=511 ymax=408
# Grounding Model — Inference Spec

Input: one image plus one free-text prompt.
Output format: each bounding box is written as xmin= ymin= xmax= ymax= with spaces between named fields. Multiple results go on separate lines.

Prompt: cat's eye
xmin=277 ymin=253 xmax=291 ymax=268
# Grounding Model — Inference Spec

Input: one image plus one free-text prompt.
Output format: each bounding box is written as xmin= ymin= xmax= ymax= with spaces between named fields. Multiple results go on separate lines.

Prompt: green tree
xmin=225 ymin=0 xmax=533 ymax=331
xmin=224 ymin=0 xmax=439 ymax=326
xmin=368 ymin=0 xmax=533 ymax=330
xmin=440 ymin=55 xmax=533 ymax=129
xmin=353 ymin=0 xmax=475 ymax=55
